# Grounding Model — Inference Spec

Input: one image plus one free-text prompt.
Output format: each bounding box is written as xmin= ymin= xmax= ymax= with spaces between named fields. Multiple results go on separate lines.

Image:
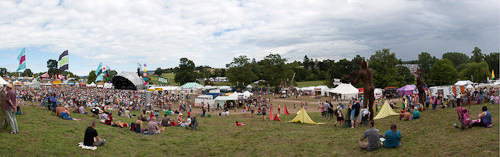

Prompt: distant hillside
xmin=147 ymin=73 xmax=178 ymax=85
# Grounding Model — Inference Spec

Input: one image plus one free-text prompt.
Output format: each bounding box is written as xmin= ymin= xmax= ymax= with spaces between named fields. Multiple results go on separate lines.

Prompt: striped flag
xmin=16 ymin=48 xmax=26 ymax=72
xmin=58 ymin=50 xmax=69 ymax=71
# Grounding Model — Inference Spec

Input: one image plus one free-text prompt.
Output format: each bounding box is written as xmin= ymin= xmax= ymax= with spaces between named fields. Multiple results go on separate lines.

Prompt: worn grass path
xmin=0 ymin=101 xmax=498 ymax=156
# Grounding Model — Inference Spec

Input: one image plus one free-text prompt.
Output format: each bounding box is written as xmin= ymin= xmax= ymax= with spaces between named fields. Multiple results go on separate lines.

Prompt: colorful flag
xmin=16 ymin=48 xmax=26 ymax=72
xmin=95 ymin=62 xmax=103 ymax=83
xmin=58 ymin=50 xmax=69 ymax=71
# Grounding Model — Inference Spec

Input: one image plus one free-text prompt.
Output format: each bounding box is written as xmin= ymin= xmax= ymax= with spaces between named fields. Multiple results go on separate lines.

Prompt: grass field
xmin=0 ymin=98 xmax=498 ymax=156
xmin=295 ymin=80 xmax=328 ymax=87
xmin=147 ymin=73 xmax=178 ymax=86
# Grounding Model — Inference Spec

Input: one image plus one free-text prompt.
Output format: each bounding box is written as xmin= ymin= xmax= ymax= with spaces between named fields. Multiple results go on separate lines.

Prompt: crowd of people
xmin=1 ymin=83 xmax=498 ymax=151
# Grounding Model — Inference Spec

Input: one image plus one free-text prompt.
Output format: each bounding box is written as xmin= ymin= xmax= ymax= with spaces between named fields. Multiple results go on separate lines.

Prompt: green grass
xmin=147 ymin=73 xmax=178 ymax=86
xmin=295 ymin=80 xmax=327 ymax=87
xmin=0 ymin=100 xmax=498 ymax=156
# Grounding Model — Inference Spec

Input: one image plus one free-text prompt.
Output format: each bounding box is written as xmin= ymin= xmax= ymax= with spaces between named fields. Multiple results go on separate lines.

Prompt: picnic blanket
xmin=77 ymin=142 xmax=97 ymax=150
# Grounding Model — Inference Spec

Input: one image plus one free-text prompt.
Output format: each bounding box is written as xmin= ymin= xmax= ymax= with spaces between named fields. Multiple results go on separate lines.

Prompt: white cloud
xmin=0 ymin=0 xmax=497 ymax=75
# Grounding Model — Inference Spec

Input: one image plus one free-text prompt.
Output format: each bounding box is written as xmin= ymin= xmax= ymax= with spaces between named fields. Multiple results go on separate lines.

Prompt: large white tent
xmin=329 ymin=83 xmax=359 ymax=99
xmin=0 ymin=77 xmax=8 ymax=85
xmin=455 ymin=80 xmax=473 ymax=86
xmin=214 ymin=94 xmax=238 ymax=108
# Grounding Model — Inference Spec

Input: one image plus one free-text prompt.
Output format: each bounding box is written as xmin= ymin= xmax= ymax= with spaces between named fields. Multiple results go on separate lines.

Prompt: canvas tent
xmin=181 ymin=82 xmax=203 ymax=89
xmin=397 ymin=85 xmax=416 ymax=96
xmin=214 ymin=94 xmax=238 ymax=109
xmin=27 ymin=79 xmax=41 ymax=89
xmin=0 ymin=77 xmax=8 ymax=85
xmin=288 ymin=107 xmax=323 ymax=124
xmin=329 ymin=83 xmax=359 ymax=99
xmin=373 ymin=101 xmax=399 ymax=120
xmin=455 ymin=80 xmax=473 ymax=86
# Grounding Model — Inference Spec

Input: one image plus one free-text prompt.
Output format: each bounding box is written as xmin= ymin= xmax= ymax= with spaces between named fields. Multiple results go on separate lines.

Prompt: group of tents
xmin=289 ymin=100 xmax=398 ymax=124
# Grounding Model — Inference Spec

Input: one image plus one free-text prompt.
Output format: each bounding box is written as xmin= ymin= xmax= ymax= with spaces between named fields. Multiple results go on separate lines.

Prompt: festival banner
xmin=16 ymin=48 xmax=26 ymax=72
xmin=58 ymin=50 xmax=69 ymax=71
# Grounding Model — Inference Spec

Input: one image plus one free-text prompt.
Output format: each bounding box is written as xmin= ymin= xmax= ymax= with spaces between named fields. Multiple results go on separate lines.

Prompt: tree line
xmin=155 ymin=47 xmax=498 ymax=88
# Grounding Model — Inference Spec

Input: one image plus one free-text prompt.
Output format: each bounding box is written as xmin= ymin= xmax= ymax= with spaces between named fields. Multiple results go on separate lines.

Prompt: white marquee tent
xmin=329 ymin=83 xmax=359 ymax=99
xmin=455 ymin=80 xmax=474 ymax=86
xmin=0 ymin=77 xmax=8 ymax=85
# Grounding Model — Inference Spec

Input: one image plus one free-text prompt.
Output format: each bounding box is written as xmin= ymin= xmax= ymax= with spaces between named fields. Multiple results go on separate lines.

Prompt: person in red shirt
xmin=105 ymin=112 xmax=113 ymax=125
xmin=170 ymin=119 xmax=177 ymax=126
xmin=235 ymin=121 xmax=245 ymax=126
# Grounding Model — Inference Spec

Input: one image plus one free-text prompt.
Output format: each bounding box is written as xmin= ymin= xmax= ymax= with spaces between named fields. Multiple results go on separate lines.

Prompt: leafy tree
xmin=47 ymin=59 xmax=59 ymax=78
xmin=431 ymin=59 xmax=457 ymax=86
xmin=303 ymin=55 xmax=311 ymax=70
xmin=0 ymin=67 xmax=8 ymax=76
xmin=459 ymin=61 xmax=490 ymax=82
xmin=87 ymin=70 xmax=96 ymax=84
xmin=396 ymin=65 xmax=415 ymax=87
xmin=369 ymin=49 xmax=399 ymax=88
xmin=470 ymin=47 xmax=483 ymax=63
xmin=23 ymin=69 xmax=33 ymax=77
xmin=442 ymin=52 xmax=469 ymax=67
xmin=105 ymin=70 xmax=117 ymax=81
xmin=259 ymin=54 xmax=292 ymax=87
xmin=484 ymin=52 xmax=499 ymax=78
xmin=418 ymin=52 xmax=436 ymax=85
xmin=174 ymin=58 xmax=197 ymax=85
xmin=154 ymin=68 xmax=163 ymax=75
xmin=226 ymin=55 xmax=258 ymax=89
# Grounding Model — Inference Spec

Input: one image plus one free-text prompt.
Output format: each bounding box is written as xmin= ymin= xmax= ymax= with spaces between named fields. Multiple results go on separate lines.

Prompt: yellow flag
xmin=492 ymin=70 xmax=495 ymax=79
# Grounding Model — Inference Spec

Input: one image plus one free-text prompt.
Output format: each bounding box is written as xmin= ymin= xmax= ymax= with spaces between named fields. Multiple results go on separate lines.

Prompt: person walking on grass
xmin=5 ymin=84 xmax=19 ymax=134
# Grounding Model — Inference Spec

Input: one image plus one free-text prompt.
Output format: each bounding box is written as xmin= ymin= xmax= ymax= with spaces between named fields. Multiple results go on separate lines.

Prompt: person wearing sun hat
xmin=5 ymin=84 xmax=19 ymax=134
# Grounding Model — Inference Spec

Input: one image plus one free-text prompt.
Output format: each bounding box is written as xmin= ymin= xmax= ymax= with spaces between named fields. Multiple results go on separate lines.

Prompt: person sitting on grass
xmin=161 ymin=114 xmax=171 ymax=127
xmin=177 ymin=114 xmax=184 ymax=123
xmin=235 ymin=121 xmax=245 ymax=126
xmin=359 ymin=121 xmax=382 ymax=151
xmin=61 ymin=108 xmax=81 ymax=121
xmin=135 ymin=116 xmax=144 ymax=132
xmin=400 ymin=108 xmax=419 ymax=121
xmin=84 ymin=121 xmax=105 ymax=147
xmin=384 ymin=123 xmax=402 ymax=148
xmin=471 ymin=106 xmax=492 ymax=128
xmin=183 ymin=115 xmax=192 ymax=127
xmin=79 ymin=105 xmax=88 ymax=114
xmin=104 ymin=112 xmax=113 ymax=125
xmin=99 ymin=112 xmax=108 ymax=123
xmin=148 ymin=117 xmax=161 ymax=134
xmin=170 ymin=119 xmax=177 ymax=127
xmin=411 ymin=108 xmax=420 ymax=120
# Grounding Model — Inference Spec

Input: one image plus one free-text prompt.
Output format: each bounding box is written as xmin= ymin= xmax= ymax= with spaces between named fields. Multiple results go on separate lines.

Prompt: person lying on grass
xmin=235 ymin=121 xmax=245 ymax=126
xmin=61 ymin=108 xmax=81 ymax=121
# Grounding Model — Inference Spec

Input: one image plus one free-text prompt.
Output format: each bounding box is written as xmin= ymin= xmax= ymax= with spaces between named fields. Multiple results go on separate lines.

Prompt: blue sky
xmin=0 ymin=0 xmax=498 ymax=76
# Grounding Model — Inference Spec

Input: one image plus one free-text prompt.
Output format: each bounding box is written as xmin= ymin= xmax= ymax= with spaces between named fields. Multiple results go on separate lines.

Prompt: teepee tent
xmin=288 ymin=107 xmax=323 ymax=124
xmin=373 ymin=101 xmax=399 ymax=120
